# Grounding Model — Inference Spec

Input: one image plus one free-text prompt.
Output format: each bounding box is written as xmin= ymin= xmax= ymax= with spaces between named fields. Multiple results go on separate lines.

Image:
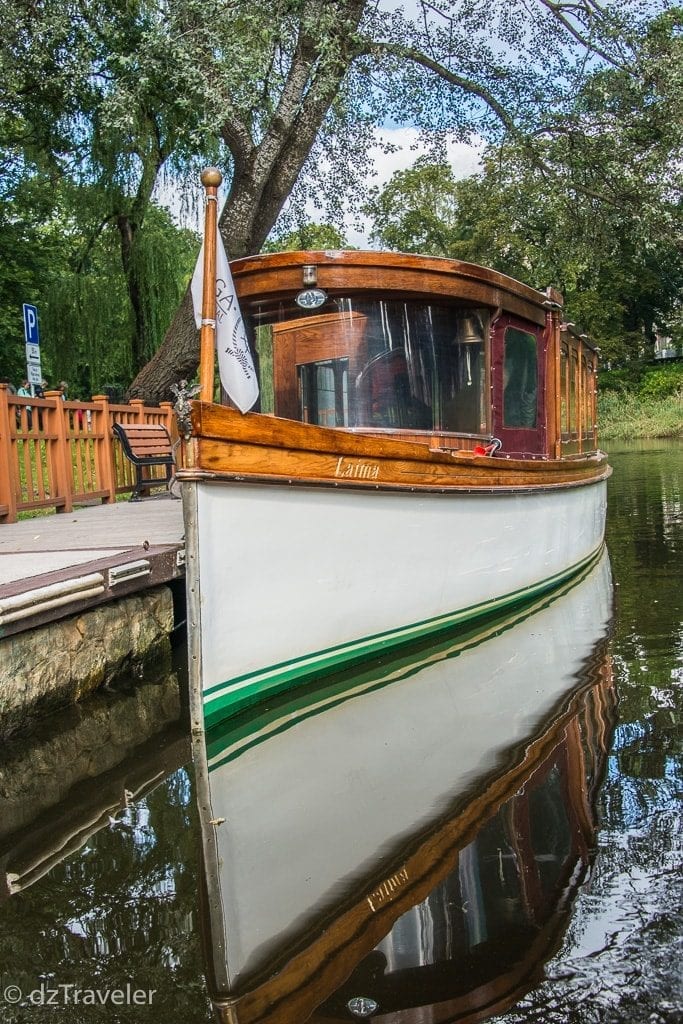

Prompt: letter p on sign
xmin=23 ymin=303 xmax=40 ymax=346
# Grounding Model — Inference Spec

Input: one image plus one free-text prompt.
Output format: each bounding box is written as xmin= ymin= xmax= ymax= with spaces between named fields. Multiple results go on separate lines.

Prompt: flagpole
xmin=199 ymin=167 xmax=222 ymax=403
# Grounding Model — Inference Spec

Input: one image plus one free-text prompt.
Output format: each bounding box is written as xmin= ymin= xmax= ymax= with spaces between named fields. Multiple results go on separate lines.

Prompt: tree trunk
xmin=128 ymin=0 xmax=367 ymax=404
xmin=127 ymin=288 xmax=197 ymax=401
xmin=117 ymin=214 xmax=149 ymax=374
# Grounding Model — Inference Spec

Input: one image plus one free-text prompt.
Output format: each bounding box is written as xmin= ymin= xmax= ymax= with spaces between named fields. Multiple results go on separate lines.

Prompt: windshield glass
xmin=247 ymin=297 xmax=490 ymax=435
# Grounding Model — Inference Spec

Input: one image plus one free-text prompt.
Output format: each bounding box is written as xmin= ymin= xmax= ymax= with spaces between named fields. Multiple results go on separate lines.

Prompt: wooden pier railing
xmin=0 ymin=384 xmax=176 ymax=523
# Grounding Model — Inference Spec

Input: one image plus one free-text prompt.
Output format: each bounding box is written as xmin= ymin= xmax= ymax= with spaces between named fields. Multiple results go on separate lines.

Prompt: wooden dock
xmin=0 ymin=495 xmax=184 ymax=636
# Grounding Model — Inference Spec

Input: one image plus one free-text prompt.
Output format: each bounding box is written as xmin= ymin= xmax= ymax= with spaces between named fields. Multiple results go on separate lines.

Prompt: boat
xmin=178 ymin=169 xmax=610 ymax=732
xmin=195 ymin=551 xmax=615 ymax=1023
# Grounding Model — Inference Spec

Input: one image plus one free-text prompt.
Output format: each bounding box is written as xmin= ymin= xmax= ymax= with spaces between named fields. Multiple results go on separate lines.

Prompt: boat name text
xmin=367 ymin=866 xmax=409 ymax=912
xmin=335 ymin=457 xmax=380 ymax=480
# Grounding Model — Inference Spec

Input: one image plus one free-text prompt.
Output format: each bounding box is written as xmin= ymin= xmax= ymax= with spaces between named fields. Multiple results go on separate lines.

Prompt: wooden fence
xmin=0 ymin=384 xmax=175 ymax=524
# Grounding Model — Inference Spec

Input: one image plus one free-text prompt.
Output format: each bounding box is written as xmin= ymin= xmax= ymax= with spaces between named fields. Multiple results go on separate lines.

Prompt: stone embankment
xmin=0 ymin=586 xmax=174 ymax=738
xmin=0 ymin=672 xmax=182 ymax=842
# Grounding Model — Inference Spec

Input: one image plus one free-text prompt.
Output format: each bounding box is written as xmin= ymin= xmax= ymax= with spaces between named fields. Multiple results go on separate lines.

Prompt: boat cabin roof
xmin=232 ymin=249 xmax=553 ymax=328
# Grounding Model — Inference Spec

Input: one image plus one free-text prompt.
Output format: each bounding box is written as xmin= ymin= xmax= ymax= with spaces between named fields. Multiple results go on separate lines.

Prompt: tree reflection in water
xmin=487 ymin=441 xmax=682 ymax=1024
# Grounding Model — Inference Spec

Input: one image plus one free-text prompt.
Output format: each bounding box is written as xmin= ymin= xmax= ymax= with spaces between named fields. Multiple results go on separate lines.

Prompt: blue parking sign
xmin=23 ymin=303 xmax=40 ymax=346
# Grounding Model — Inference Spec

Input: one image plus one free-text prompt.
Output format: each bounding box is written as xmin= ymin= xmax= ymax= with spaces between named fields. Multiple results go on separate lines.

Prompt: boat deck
xmin=0 ymin=496 xmax=185 ymax=635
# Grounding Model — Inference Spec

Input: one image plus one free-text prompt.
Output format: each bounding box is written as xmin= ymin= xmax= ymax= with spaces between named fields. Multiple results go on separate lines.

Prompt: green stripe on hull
xmin=205 ymin=548 xmax=607 ymax=771
xmin=203 ymin=547 xmax=604 ymax=731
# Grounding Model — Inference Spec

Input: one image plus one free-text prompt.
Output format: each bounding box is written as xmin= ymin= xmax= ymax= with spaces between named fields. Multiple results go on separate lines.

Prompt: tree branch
xmin=537 ymin=0 xmax=630 ymax=69
xmin=74 ymin=214 xmax=116 ymax=274
xmin=370 ymin=41 xmax=518 ymax=134
xmin=220 ymin=0 xmax=367 ymax=253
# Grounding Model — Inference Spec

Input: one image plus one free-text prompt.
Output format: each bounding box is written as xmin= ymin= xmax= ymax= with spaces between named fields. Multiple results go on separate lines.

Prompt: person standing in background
xmin=16 ymin=379 xmax=32 ymax=429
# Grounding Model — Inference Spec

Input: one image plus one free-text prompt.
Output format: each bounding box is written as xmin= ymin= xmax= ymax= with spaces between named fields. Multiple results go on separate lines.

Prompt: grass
xmin=598 ymin=389 xmax=683 ymax=440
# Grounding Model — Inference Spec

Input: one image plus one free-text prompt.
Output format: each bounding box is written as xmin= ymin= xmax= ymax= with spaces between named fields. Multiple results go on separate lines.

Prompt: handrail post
xmin=0 ymin=384 xmax=18 ymax=523
xmin=130 ymin=398 xmax=145 ymax=423
xmin=45 ymin=389 xmax=73 ymax=514
xmin=92 ymin=394 xmax=116 ymax=503
xmin=159 ymin=400 xmax=176 ymax=445
xmin=159 ymin=400 xmax=174 ymax=431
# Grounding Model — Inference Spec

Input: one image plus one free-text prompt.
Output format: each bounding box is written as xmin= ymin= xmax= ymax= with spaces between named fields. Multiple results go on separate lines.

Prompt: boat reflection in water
xmin=195 ymin=551 xmax=615 ymax=1024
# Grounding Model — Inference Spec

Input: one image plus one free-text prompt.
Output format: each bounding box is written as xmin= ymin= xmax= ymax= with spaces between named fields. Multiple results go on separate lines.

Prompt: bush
xmin=638 ymin=363 xmax=683 ymax=400
xmin=599 ymin=365 xmax=645 ymax=394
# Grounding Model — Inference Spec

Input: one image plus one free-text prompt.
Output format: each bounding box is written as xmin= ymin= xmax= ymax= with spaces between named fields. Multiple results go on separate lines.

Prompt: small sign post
xmin=22 ymin=303 xmax=42 ymax=392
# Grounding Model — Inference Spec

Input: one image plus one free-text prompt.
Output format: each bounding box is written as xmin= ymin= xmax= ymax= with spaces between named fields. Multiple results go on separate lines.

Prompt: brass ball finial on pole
xmin=198 ymin=168 xmax=223 ymax=402
xmin=201 ymin=167 xmax=223 ymax=189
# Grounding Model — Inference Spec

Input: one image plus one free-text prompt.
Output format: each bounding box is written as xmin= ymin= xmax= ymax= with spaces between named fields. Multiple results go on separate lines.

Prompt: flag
xmin=191 ymin=233 xmax=259 ymax=413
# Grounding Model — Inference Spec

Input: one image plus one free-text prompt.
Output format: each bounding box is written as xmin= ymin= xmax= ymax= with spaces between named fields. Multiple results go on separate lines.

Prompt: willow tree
xmin=40 ymin=200 xmax=198 ymax=396
xmin=0 ymin=0 xmax=215 ymax=375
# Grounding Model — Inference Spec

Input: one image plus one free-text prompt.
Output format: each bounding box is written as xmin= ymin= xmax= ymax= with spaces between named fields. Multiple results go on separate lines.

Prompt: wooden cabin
xmin=229 ymin=250 xmax=599 ymax=460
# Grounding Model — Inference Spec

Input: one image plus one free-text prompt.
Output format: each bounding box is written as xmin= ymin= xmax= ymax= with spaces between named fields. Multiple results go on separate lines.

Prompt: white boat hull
xmin=198 ymin=550 xmax=613 ymax=992
xmin=184 ymin=475 xmax=607 ymax=727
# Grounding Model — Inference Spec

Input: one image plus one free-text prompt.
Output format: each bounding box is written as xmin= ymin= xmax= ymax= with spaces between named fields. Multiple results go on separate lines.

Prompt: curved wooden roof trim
xmin=230 ymin=250 xmax=554 ymax=327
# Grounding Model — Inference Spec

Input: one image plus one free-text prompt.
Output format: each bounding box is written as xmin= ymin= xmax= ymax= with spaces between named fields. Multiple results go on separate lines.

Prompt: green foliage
xmin=0 ymin=0 xmax=221 ymax=386
xmin=366 ymin=9 xmax=679 ymax=368
xmin=598 ymin=363 xmax=683 ymax=440
xmin=600 ymin=362 xmax=683 ymax=400
xmin=2 ymin=0 xmax=680 ymax=399
xmin=262 ymin=222 xmax=350 ymax=253
xmin=42 ymin=204 xmax=198 ymax=397
xmin=367 ymin=9 xmax=683 ymax=368
xmin=0 ymin=171 xmax=61 ymax=383
xmin=599 ymin=365 xmax=647 ymax=394
xmin=0 ymin=166 xmax=198 ymax=395
xmin=638 ymin=363 xmax=683 ymax=400
xmin=366 ymin=160 xmax=462 ymax=255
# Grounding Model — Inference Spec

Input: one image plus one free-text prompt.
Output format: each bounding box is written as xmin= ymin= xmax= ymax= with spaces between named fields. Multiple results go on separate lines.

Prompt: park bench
xmin=112 ymin=422 xmax=175 ymax=500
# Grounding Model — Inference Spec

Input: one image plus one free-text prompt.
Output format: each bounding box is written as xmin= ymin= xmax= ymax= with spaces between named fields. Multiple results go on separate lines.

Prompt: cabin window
xmin=298 ymin=359 xmax=349 ymax=427
xmin=255 ymin=325 xmax=275 ymax=414
xmin=247 ymin=298 xmax=490 ymax=435
xmin=581 ymin=356 xmax=590 ymax=436
xmin=503 ymin=328 xmax=537 ymax=428
xmin=582 ymin=355 xmax=597 ymax=440
xmin=570 ymin=351 xmax=578 ymax=435
xmin=560 ymin=344 xmax=569 ymax=436
xmin=558 ymin=334 xmax=599 ymax=454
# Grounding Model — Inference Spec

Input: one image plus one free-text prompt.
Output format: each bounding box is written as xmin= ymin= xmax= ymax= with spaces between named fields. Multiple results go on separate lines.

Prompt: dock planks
xmin=0 ymin=496 xmax=184 ymax=635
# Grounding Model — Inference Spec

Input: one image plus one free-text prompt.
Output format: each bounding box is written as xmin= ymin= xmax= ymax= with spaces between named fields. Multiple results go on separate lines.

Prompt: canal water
xmin=0 ymin=440 xmax=680 ymax=1023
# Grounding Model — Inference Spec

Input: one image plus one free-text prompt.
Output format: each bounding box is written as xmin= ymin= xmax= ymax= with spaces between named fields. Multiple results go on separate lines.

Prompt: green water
xmin=487 ymin=440 xmax=682 ymax=1023
xmin=0 ymin=440 xmax=680 ymax=1023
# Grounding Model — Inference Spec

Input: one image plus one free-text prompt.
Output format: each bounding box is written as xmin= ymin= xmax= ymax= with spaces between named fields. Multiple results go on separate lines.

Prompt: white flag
xmin=191 ymin=233 xmax=259 ymax=413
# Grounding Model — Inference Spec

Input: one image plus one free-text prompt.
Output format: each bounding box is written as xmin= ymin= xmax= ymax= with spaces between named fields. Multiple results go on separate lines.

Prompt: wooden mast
xmin=199 ymin=167 xmax=222 ymax=403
